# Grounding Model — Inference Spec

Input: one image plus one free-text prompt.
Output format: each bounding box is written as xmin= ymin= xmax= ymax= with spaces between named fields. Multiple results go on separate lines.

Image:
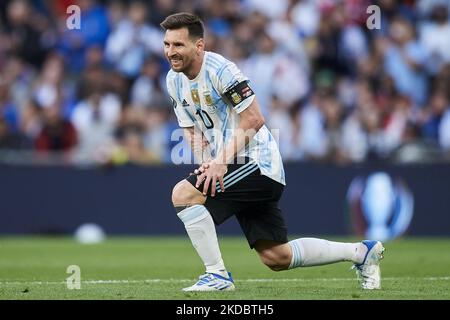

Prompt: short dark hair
xmin=160 ymin=12 xmax=204 ymax=39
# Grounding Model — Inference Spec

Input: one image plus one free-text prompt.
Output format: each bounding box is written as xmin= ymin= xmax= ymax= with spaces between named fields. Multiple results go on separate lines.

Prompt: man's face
xmin=163 ymin=28 xmax=199 ymax=73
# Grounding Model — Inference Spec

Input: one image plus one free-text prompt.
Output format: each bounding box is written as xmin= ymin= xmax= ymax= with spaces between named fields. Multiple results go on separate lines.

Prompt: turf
xmin=0 ymin=236 xmax=449 ymax=300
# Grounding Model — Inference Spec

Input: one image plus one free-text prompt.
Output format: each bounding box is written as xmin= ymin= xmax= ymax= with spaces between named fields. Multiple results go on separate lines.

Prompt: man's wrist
xmin=211 ymin=158 xmax=228 ymax=168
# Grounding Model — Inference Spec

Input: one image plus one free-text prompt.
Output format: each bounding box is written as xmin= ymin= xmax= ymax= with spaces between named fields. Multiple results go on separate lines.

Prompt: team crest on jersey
xmin=231 ymin=92 xmax=242 ymax=104
xmin=191 ymin=89 xmax=200 ymax=105
xmin=203 ymin=91 xmax=217 ymax=113
xmin=204 ymin=92 xmax=213 ymax=106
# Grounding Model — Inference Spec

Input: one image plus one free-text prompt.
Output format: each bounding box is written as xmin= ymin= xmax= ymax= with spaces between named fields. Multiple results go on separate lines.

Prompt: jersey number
xmin=196 ymin=110 xmax=214 ymax=129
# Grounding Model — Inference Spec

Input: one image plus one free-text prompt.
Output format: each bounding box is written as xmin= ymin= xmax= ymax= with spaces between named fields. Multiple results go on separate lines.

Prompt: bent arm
xmin=215 ymin=98 xmax=265 ymax=165
xmin=184 ymin=126 xmax=211 ymax=164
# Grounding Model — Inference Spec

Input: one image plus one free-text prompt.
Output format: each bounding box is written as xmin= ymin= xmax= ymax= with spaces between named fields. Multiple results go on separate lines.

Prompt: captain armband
xmin=222 ymin=81 xmax=255 ymax=108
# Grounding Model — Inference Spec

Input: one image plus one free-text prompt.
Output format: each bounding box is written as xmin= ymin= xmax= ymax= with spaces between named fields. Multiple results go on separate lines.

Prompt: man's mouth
xmin=170 ymin=57 xmax=182 ymax=66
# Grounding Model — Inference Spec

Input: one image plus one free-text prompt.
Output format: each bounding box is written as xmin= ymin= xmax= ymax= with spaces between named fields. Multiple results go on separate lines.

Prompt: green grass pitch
xmin=0 ymin=236 xmax=449 ymax=300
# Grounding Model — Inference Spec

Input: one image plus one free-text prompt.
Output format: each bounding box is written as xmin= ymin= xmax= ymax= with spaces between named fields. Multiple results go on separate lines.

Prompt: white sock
xmin=177 ymin=205 xmax=228 ymax=278
xmin=288 ymin=238 xmax=366 ymax=269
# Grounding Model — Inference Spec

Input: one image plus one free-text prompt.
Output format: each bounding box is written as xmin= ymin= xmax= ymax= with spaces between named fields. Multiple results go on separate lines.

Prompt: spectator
xmin=378 ymin=95 xmax=412 ymax=155
xmin=267 ymin=96 xmax=303 ymax=162
xmin=111 ymin=116 xmax=159 ymax=165
xmin=341 ymin=82 xmax=383 ymax=162
xmin=247 ymin=32 xmax=307 ymax=116
xmin=142 ymin=105 xmax=172 ymax=163
xmin=421 ymin=90 xmax=449 ymax=143
xmin=439 ymin=107 xmax=450 ymax=152
xmin=0 ymin=0 xmax=449 ymax=165
xmin=105 ymin=0 xmax=163 ymax=79
xmin=321 ymin=95 xmax=345 ymax=162
xmin=58 ymin=0 xmax=110 ymax=72
xmin=71 ymin=74 xmax=121 ymax=164
xmin=290 ymin=0 xmax=321 ymax=38
xmin=0 ymin=76 xmax=19 ymax=132
xmin=298 ymin=93 xmax=329 ymax=160
xmin=5 ymin=0 xmax=48 ymax=68
xmin=34 ymin=103 xmax=77 ymax=152
xmin=130 ymin=55 xmax=166 ymax=108
xmin=32 ymin=53 xmax=74 ymax=118
xmin=0 ymin=116 xmax=31 ymax=149
xmin=419 ymin=4 xmax=450 ymax=75
xmin=384 ymin=16 xmax=428 ymax=106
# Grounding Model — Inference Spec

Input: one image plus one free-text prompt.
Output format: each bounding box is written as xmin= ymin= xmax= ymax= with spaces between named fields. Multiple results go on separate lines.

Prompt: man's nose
xmin=166 ymin=45 xmax=176 ymax=57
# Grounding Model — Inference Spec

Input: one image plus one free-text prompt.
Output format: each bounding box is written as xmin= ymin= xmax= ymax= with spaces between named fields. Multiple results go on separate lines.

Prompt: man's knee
xmin=172 ymin=180 xmax=205 ymax=207
xmin=256 ymin=244 xmax=291 ymax=272
xmin=259 ymin=253 xmax=287 ymax=271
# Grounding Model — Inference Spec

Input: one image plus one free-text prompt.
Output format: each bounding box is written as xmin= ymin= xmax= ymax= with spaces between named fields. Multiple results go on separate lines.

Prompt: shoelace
xmin=195 ymin=273 xmax=216 ymax=284
xmin=198 ymin=274 xmax=209 ymax=280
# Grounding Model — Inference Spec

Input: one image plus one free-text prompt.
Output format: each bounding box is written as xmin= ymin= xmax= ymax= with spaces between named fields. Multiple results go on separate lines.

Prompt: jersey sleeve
xmin=166 ymin=74 xmax=194 ymax=128
xmin=215 ymin=62 xmax=255 ymax=114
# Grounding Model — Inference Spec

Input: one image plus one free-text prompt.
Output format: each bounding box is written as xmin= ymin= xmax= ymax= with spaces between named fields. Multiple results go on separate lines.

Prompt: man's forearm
xmin=215 ymin=101 xmax=265 ymax=165
xmin=215 ymin=127 xmax=256 ymax=165
xmin=184 ymin=127 xmax=210 ymax=164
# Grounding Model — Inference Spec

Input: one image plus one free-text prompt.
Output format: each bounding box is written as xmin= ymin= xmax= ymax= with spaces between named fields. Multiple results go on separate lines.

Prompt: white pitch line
xmin=1 ymin=277 xmax=449 ymax=286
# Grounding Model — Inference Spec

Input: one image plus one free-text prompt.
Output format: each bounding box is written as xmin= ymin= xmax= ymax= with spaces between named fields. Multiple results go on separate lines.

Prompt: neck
xmin=184 ymin=51 xmax=205 ymax=80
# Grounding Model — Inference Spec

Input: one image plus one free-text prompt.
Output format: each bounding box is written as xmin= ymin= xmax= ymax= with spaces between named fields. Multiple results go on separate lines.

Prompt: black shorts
xmin=186 ymin=158 xmax=288 ymax=249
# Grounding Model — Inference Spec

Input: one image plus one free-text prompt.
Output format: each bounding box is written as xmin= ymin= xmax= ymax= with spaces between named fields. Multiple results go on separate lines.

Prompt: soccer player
xmin=161 ymin=12 xmax=385 ymax=291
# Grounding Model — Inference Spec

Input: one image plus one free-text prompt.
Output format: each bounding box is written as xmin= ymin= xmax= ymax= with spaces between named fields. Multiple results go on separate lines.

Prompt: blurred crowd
xmin=0 ymin=0 xmax=450 ymax=166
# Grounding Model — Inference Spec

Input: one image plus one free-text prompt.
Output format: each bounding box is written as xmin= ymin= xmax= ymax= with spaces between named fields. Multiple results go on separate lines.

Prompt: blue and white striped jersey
xmin=166 ymin=51 xmax=285 ymax=185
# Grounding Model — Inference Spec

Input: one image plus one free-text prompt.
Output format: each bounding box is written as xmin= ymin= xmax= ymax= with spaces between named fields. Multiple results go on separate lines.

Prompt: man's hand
xmin=194 ymin=163 xmax=209 ymax=176
xmin=195 ymin=160 xmax=227 ymax=197
xmin=194 ymin=163 xmax=209 ymax=187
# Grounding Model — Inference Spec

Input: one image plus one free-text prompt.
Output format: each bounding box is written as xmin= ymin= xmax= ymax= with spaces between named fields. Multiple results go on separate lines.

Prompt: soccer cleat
xmin=182 ymin=272 xmax=235 ymax=292
xmin=352 ymin=240 xmax=385 ymax=290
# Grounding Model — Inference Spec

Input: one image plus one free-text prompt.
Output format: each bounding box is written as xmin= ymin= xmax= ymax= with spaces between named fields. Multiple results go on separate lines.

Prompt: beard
xmin=169 ymin=54 xmax=194 ymax=73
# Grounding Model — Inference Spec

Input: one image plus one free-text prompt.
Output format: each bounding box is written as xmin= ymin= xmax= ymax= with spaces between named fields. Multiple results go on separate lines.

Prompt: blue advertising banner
xmin=0 ymin=163 xmax=449 ymax=236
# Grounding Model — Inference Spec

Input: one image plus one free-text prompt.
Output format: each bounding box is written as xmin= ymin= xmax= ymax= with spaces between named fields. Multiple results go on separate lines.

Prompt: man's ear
xmin=196 ymin=38 xmax=205 ymax=53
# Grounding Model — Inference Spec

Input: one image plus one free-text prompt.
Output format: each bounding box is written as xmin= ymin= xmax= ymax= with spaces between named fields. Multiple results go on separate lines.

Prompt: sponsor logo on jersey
xmin=182 ymin=99 xmax=189 ymax=107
